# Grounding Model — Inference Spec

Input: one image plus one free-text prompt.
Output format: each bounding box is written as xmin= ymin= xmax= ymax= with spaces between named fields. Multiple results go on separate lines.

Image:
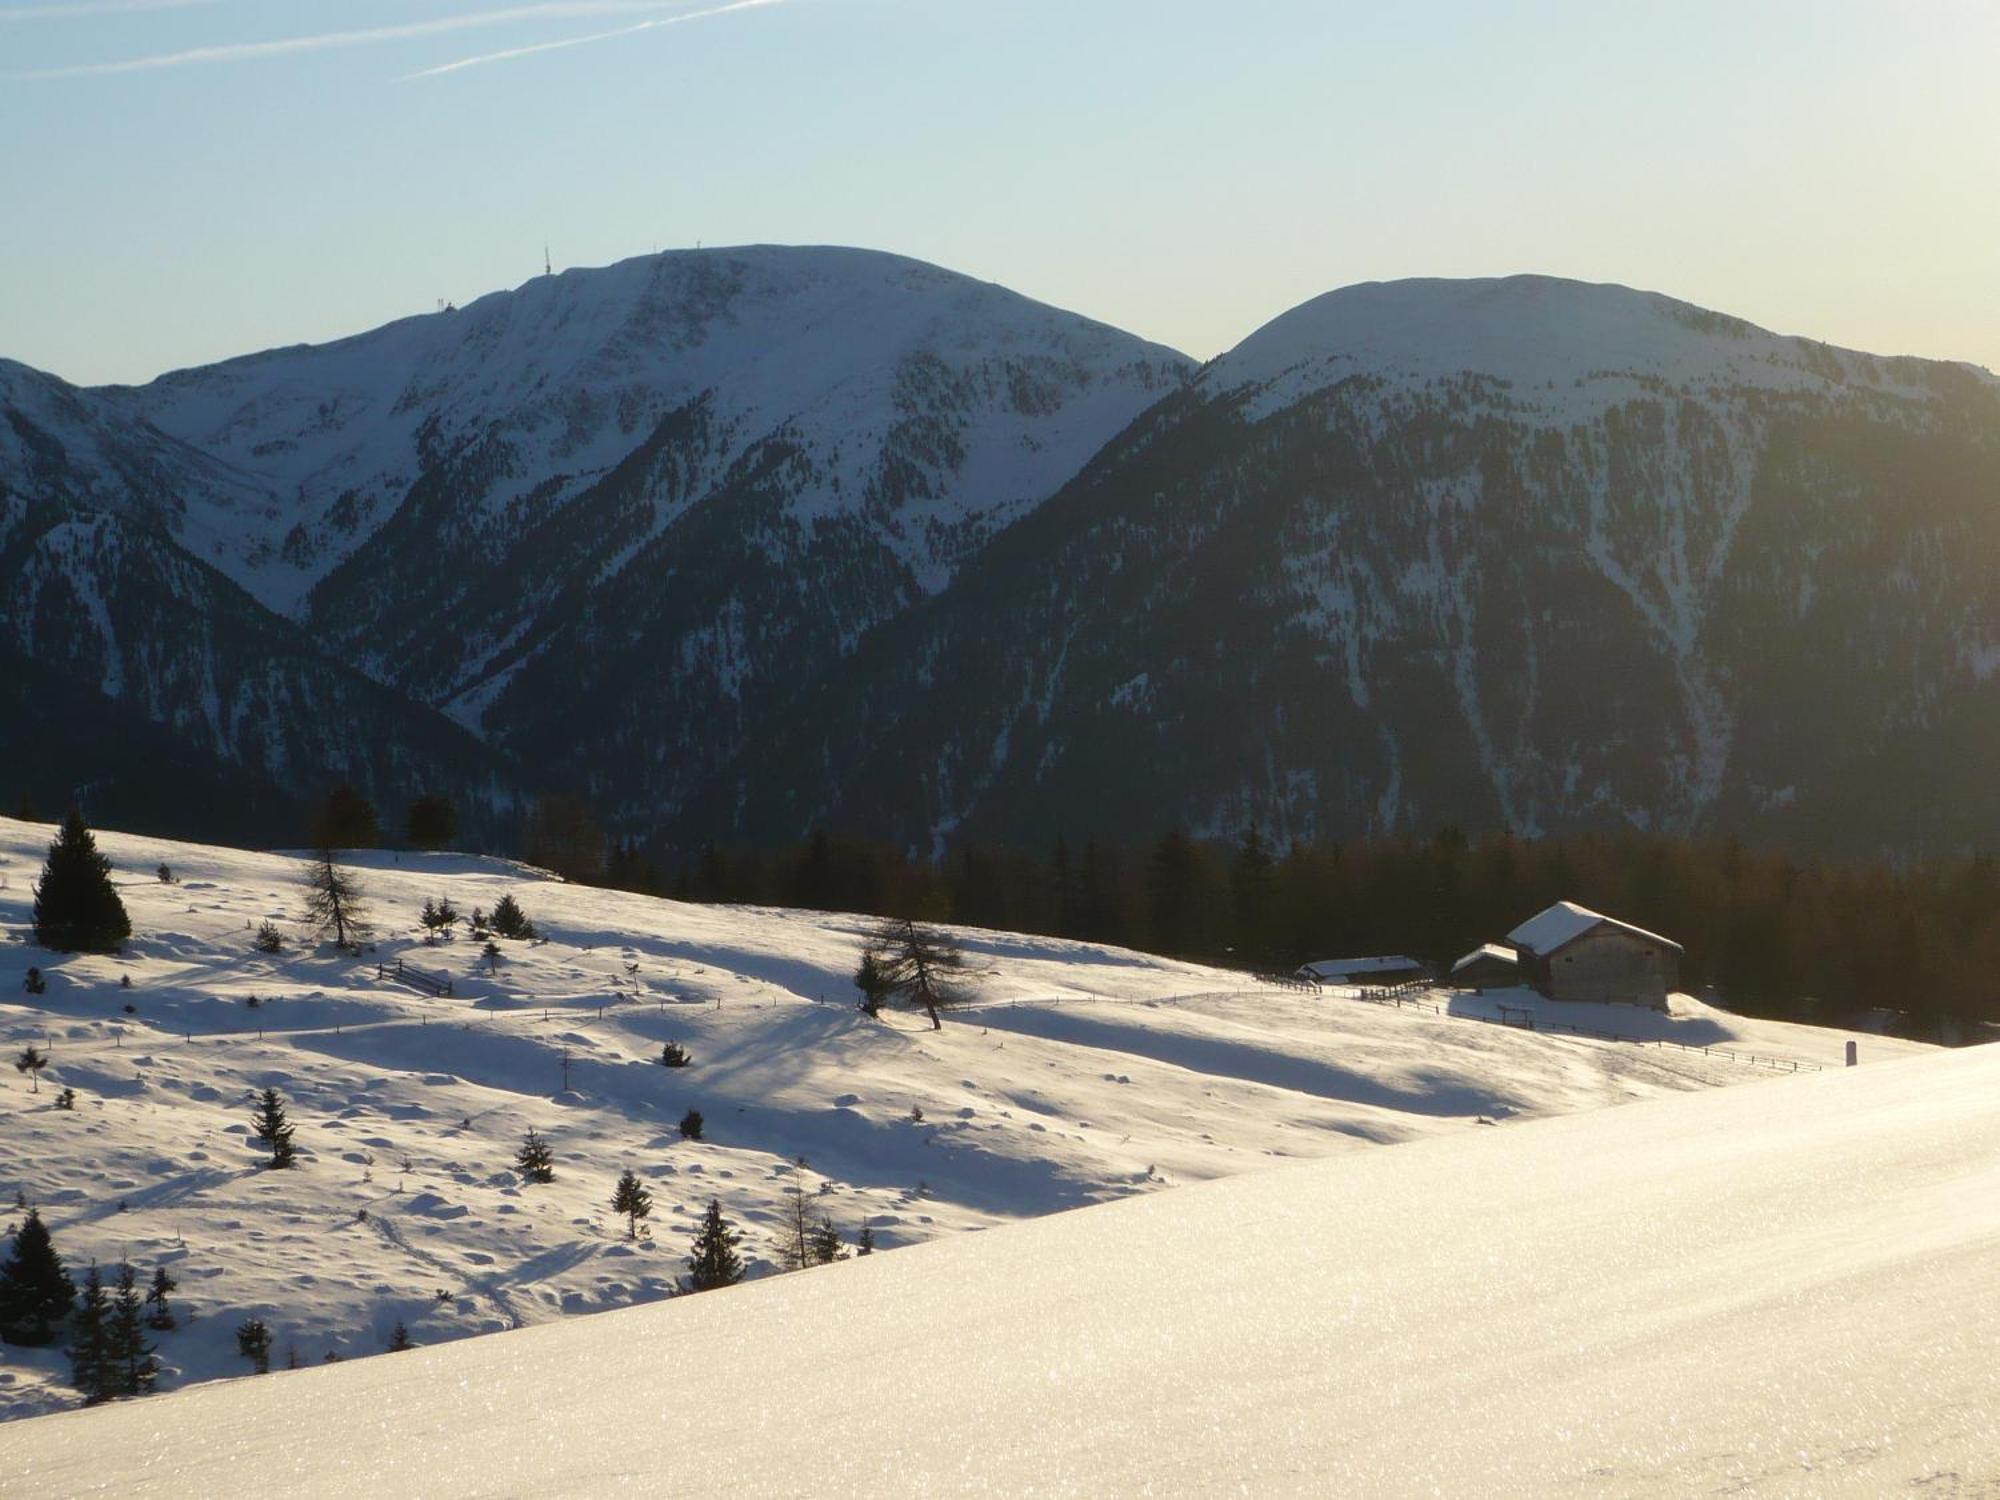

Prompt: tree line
xmin=32 ymin=785 xmax=1998 ymax=1031
xmin=628 ymin=826 xmax=2000 ymax=1033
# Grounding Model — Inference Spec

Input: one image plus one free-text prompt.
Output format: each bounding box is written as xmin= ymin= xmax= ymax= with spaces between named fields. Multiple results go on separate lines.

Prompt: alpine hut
xmin=1506 ymin=902 xmax=1681 ymax=1009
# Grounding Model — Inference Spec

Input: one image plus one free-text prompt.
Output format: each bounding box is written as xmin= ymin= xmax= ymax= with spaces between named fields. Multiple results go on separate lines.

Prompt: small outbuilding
xmin=1298 ymin=955 xmax=1430 ymax=987
xmin=1506 ymin=901 xmax=1681 ymax=1009
xmin=1449 ymin=943 xmax=1519 ymax=992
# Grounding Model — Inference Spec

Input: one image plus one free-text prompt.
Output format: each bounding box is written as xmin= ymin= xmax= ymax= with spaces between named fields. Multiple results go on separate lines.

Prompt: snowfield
xmin=0 ymin=817 xmax=1935 ymax=1456
xmin=4 ymin=995 xmax=1990 ymax=1496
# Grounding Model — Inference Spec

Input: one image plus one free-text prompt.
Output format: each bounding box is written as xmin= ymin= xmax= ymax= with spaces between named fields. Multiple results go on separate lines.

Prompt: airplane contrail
xmin=403 ymin=0 xmax=793 ymax=80
xmin=1 ymin=0 xmax=219 ymax=18
xmin=12 ymin=0 xmax=764 ymax=77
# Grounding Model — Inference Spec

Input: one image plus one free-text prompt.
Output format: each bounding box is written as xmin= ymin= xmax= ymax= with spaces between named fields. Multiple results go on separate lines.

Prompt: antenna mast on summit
xmin=544 ymin=243 xmax=552 ymax=277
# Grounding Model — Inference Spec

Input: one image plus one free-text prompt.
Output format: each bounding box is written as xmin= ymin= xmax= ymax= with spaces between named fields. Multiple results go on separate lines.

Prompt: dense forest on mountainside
xmin=645 ymin=826 xmax=2000 ymax=1033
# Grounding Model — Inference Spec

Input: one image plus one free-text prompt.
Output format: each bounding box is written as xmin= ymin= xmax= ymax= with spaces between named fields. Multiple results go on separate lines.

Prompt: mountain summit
xmin=0 ymin=247 xmax=1190 ymax=833
xmin=726 ymin=274 xmax=2000 ymax=856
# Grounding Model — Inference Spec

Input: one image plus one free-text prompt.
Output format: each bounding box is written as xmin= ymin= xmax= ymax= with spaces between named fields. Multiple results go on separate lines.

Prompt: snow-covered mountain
xmin=734 ymin=275 xmax=2000 ymax=855
xmin=4 ymin=878 xmax=1986 ymax=1495
xmin=0 ymin=476 xmax=517 ymax=841
xmin=0 ymin=815 xmax=1903 ymax=1422
xmin=9 ymin=264 xmax=2000 ymax=854
xmin=2 ymin=247 xmax=1190 ymax=833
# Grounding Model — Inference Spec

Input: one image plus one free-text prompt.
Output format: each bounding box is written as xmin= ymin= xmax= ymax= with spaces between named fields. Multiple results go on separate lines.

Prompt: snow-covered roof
xmin=1506 ymin=902 xmax=1681 ymax=958
xmin=1451 ymin=943 xmax=1519 ymax=973
xmin=1300 ymin=955 xmax=1427 ymax=979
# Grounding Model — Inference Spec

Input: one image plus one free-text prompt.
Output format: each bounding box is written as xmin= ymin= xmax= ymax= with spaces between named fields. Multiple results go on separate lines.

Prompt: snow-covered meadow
xmin=0 ymin=816 xmax=1925 ymax=1424
xmin=6 ymin=1000 xmax=1991 ymax=1498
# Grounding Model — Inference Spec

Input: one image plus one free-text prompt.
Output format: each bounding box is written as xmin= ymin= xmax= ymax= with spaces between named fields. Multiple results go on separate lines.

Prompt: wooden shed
xmin=1507 ymin=902 xmax=1681 ymax=1009
xmin=1297 ymin=955 xmax=1430 ymax=987
xmin=1449 ymin=943 xmax=1520 ymax=992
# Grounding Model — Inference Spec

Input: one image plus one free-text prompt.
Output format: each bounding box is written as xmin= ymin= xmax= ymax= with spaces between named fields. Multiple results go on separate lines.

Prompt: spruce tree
xmin=809 ymin=1216 xmax=847 ymax=1265
xmin=14 ymin=1045 xmax=47 ymax=1095
xmin=514 ymin=1128 xmax=555 ymax=1184
xmin=32 ymin=811 xmax=131 ymax=954
xmin=252 ymin=1087 xmax=296 ymax=1169
xmin=302 ymin=848 xmax=370 ymax=949
xmin=68 ymin=1264 xmax=112 ymax=1403
xmin=853 ymin=947 xmax=891 ymax=1018
xmin=611 ymin=1169 xmax=652 ymax=1239
xmin=109 ymin=1263 xmax=156 ymax=1396
xmin=403 ymin=795 xmax=457 ymax=851
xmin=144 ymin=1265 xmax=176 ymax=1331
xmin=856 ymin=1223 xmax=876 ymax=1256
xmin=312 ymin=785 xmax=380 ymax=849
xmin=678 ymin=1108 xmax=703 ymax=1141
xmin=235 ymin=1318 xmax=272 ymax=1374
xmin=684 ymin=1199 xmax=744 ymax=1292
xmin=489 ymin=894 xmax=536 ymax=940
xmin=0 ymin=1208 xmax=76 ymax=1346
xmin=387 ymin=1321 xmax=415 ymax=1352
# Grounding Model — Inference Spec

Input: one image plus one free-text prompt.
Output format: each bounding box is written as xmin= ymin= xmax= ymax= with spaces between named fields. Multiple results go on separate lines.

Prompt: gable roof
xmin=1300 ymin=955 xmax=1427 ymax=980
xmin=1451 ymin=942 xmax=1519 ymax=973
xmin=1506 ymin=901 xmax=1682 ymax=958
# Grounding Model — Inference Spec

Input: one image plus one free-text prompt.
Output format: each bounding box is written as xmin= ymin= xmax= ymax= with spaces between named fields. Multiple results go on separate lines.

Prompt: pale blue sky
xmin=2 ymin=0 xmax=1995 ymax=386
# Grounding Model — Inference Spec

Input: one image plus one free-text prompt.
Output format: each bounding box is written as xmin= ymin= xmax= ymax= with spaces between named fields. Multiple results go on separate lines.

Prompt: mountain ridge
xmin=6 ymin=254 xmax=2000 ymax=854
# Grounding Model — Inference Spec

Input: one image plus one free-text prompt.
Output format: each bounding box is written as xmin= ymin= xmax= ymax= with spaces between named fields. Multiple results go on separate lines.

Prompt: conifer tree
xmin=403 ymin=795 xmax=457 ymax=851
xmin=14 ymin=1045 xmax=47 ymax=1095
xmin=301 ymin=848 xmax=370 ymax=949
xmin=684 ymin=1199 xmax=744 ymax=1292
xmin=251 ymin=1087 xmax=296 ymax=1169
xmin=144 ymin=1264 xmax=176 ymax=1331
xmin=489 ymin=894 xmax=536 ymax=940
xmin=611 ymin=1169 xmax=652 ymax=1239
xmin=809 ymin=1216 xmax=847 ymax=1265
xmin=678 ymin=1108 xmax=704 ymax=1141
xmin=235 ymin=1318 xmax=272 ymax=1374
xmin=856 ymin=1223 xmax=876 ymax=1256
xmin=32 ymin=811 xmax=131 ymax=954
xmin=658 ymin=1040 xmax=691 ymax=1068
xmin=864 ymin=918 xmax=968 ymax=1029
xmin=853 ymin=947 xmax=891 ymax=1018
xmin=387 ymin=1320 xmax=415 ymax=1352
xmin=109 ymin=1263 xmax=156 ymax=1396
xmin=0 ymin=1207 xmax=76 ymax=1346
xmin=514 ymin=1128 xmax=555 ymax=1184
xmin=68 ymin=1264 xmax=112 ymax=1403
xmin=312 ymin=785 xmax=380 ymax=849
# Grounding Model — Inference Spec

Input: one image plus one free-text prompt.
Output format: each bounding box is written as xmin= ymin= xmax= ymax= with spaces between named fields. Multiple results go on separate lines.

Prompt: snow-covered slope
xmin=0 ymin=816 xmax=1914 ymax=1425
xmin=5 ymin=983 xmax=1989 ymax=1496
xmin=1209 ymin=273 xmax=1997 ymax=421
xmin=114 ymin=247 xmax=1187 ymax=619
xmin=0 ymin=359 xmax=271 ymax=569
